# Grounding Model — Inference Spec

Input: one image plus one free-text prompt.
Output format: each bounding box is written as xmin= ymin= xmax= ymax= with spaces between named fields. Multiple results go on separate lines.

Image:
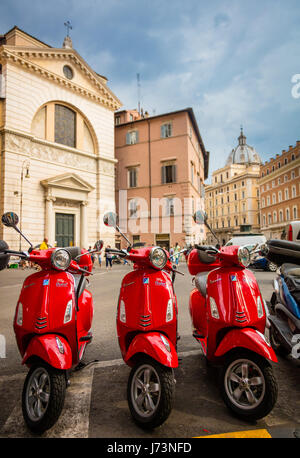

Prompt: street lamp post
xmin=19 ymin=160 xmax=30 ymax=250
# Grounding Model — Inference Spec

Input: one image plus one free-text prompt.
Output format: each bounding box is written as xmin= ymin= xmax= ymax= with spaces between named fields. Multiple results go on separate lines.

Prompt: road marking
xmin=0 ymin=349 xmax=201 ymax=438
xmin=195 ymin=429 xmax=272 ymax=438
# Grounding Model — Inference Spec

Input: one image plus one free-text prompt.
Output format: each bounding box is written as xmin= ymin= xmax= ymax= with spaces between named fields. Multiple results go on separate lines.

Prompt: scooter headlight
xmin=51 ymin=249 xmax=71 ymax=271
xmin=237 ymin=246 xmax=251 ymax=267
xmin=149 ymin=246 xmax=167 ymax=270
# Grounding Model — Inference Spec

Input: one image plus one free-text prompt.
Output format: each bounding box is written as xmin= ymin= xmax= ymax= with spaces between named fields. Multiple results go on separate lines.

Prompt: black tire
xmin=127 ymin=356 xmax=175 ymax=429
xmin=22 ymin=363 xmax=66 ymax=433
xmin=219 ymin=350 xmax=278 ymax=421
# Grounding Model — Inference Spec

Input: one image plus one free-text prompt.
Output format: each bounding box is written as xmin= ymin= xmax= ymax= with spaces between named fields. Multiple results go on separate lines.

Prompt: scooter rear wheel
xmin=127 ymin=356 xmax=175 ymax=429
xmin=22 ymin=363 xmax=66 ymax=433
xmin=220 ymin=350 xmax=277 ymax=421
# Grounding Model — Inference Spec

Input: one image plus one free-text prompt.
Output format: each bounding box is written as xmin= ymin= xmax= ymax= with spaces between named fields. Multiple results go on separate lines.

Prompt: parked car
xmin=251 ymin=252 xmax=278 ymax=272
xmin=283 ymin=221 xmax=300 ymax=243
xmin=225 ymin=234 xmax=267 ymax=249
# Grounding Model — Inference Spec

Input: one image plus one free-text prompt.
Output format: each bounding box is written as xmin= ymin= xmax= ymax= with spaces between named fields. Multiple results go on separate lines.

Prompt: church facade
xmin=0 ymin=26 xmax=121 ymax=250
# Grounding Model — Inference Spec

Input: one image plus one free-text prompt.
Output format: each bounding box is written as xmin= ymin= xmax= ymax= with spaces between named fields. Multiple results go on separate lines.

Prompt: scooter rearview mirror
xmin=103 ymin=212 xmax=118 ymax=228
xmin=1 ymin=211 xmax=33 ymax=249
xmin=193 ymin=210 xmax=207 ymax=225
xmin=2 ymin=212 xmax=19 ymax=228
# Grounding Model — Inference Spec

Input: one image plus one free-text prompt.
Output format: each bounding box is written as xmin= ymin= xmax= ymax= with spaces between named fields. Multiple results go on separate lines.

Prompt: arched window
xmin=55 ymin=104 xmax=76 ymax=147
xmin=31 ymin=102 xmax=96 ymax=153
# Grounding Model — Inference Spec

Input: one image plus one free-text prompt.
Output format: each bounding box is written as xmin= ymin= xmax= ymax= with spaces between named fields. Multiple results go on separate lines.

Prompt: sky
xmin=1 ymin=0 xmax=300 ymax=182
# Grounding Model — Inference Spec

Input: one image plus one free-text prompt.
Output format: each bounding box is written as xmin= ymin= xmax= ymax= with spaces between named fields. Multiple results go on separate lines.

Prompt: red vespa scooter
xmin=187 ymin=211 xmax=278 ymax=421
xmin=0 ymin=211 xmax=103 ymax=433
xmin=103 ymin=212 xmax=181 ymax=429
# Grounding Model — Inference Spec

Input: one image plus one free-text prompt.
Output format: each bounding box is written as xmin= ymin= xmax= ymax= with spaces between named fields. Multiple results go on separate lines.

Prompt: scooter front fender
xmin=125 ymin=332 xmax=178 ymax=368
xmin=214 ymin=327 xmax=278 ymax=363
xmin=22 ymin=334 xmax=73 ymax=370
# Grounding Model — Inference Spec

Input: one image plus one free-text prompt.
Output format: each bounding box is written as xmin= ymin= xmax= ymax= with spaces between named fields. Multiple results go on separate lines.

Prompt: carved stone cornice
xmin=0 ymin=46 xmax=122 ymax=111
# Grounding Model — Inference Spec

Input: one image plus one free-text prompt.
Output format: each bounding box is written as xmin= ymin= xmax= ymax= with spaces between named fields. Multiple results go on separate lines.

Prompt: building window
xmin=279 ymin=210 xmax=283 ymax=222
xmin=272 ymin=193 xmax=276 ymax=204
xmin=273 ymin=211 xmax=277 ymax=223
xmin=161 ymin=163 xmax=176 ymax=184
xmin=293 ymin=206 xmax=298 ymax=219
xmin=286 ymin=208 xmax=290 ymax=221
xmin=126 ymin=130 xmax=139 ymax=145
xmin=32 ymin=102 xmax=95 ymax=153
xmin=263 ymin=215 xmax=266 ymax=226
xmin=285 ymin=188 xmax=289 ymax=200
xmin=161 ymin=123 xmax=172 ymax=138
xmin=63 ymin=65 xmax=74 ymax=80
xmin=55 ymin=104 xmax=76 ymax=148
xmin=278 ymin=191 xmax=282 ymax=202
xmin=115 ymin=116 xmax=121 ymax=125
xmin=128 ymin=168 xmax=137 ymax=188
xmin=268 ymin=213 xmax=272 ymax=225
xmin=292 ymin=186 xmax=296 ymax=198
xmin=166 ymin=197 xmax=175 ymax=216
xmin=191 ymin=163 xmax=194 ymax=184
xmin=129 ymin=199 xmax=138 ymax=218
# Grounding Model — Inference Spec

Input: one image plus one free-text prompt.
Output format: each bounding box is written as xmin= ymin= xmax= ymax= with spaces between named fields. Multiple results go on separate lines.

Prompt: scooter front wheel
xmin=22 ymin=363 xmax=66 ymax=433
xmin=220 ymin=350 xmax=277 ymax=421
xmin=127 ymin=357 xmax=175 ymax=429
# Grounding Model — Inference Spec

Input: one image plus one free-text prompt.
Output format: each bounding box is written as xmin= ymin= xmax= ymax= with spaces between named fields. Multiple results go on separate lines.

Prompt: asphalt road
xmin=0 ymin=263 xmax=299 ymax=439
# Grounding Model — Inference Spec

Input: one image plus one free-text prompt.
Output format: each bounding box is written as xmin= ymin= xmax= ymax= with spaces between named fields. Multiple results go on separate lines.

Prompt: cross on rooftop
xmin=64 ymin=21 xmax=72 ymax=37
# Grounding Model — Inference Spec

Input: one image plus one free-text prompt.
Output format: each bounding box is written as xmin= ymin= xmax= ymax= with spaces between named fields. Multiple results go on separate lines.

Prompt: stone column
xmin=80 ymin=200 xmax=88 ymax=249
xmin=45 ymin=196 xmax=56 ymax=246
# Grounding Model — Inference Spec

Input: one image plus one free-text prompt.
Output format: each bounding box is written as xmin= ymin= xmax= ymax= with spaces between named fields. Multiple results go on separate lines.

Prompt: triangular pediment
xmin=41 ymin=173 xmax=94 ymax=192
xmin=0 ymin=27 xmax=122 ymax=111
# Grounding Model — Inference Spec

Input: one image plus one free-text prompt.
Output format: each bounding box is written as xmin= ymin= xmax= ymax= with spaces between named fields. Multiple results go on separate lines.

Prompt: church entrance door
xmin=55 ymin=213 xmax=75 ymax=247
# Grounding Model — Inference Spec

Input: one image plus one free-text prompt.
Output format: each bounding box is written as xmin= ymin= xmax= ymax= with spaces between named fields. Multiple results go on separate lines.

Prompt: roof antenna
xmin=137 ymin=73 xmax=141 ymax=115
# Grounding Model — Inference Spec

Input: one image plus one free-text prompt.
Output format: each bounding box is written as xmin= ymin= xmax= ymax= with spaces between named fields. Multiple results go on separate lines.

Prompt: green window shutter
xmin=161 ymin=166 xmax=166 ymax=184
xmin=172 ymin=164 xmax=177 ymax=183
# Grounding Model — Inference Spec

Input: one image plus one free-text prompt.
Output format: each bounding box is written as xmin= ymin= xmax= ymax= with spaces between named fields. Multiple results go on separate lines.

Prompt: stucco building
xmin=205 ymin=129 xmax=261 ymax=245
xmin=0 ymin=26 xmax=121 ymax=250
xmin=114 ymin=108 xmax=209 ymax=249
xmin=258 ymin=141 xmax=300 ymax=239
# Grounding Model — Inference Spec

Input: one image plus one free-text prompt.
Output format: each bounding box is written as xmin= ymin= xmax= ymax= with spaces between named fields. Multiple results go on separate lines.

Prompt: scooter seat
xmin=195 ymin=272 xmax=208 ymax=297
xmin=281 ymin=263 xmax=300 ymax=278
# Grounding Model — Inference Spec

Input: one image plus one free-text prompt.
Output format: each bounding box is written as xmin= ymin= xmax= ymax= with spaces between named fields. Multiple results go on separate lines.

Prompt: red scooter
xmin=0 ymin=211 xmax=102 ymax=433
xmin=103 ymin=212 xmax=181 ymax=429
xmin=187 ymin=211 xmax=278 ymax=421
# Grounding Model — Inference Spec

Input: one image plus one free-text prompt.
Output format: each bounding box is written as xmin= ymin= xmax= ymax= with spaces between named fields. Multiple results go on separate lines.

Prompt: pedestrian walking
xmin=105 ymin=246 xmax=113 ymax=270
xmin=174 ymin=242 xmax=181 ymax=265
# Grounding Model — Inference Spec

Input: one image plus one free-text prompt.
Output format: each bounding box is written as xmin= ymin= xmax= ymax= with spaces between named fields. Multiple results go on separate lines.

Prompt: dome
xmin=226 ymin=129 xmax=261 ymax=166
